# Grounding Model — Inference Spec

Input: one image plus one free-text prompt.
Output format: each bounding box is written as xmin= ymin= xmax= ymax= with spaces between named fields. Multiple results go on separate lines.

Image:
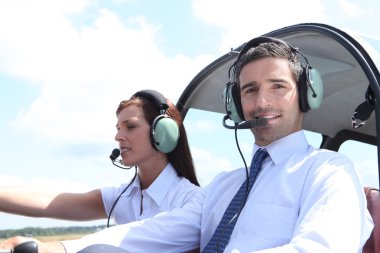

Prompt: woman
xmin=104 ymin=89 xmax=200 ymax=226
xmin=0 ymin=89 xmax=200 ymax=228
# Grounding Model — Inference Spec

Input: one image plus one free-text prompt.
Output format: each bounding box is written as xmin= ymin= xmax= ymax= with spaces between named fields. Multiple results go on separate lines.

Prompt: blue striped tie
xmin=202 ymin=149 xmax=268 ymax=253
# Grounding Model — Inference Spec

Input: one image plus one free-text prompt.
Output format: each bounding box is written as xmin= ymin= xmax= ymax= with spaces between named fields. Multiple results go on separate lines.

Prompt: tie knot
xmin=253 ymin=148 xmax=268 ymax=162
xmin=249 ymin=149 xmax=268 ymax=183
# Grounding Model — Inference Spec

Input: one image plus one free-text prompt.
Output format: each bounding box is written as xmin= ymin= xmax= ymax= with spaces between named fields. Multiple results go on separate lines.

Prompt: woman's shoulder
xmin=163 ymin=177 xmax=202 ymax=208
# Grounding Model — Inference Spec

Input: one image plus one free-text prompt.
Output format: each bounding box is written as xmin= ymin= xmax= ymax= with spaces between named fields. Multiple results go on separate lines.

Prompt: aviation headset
xmin=223 ymin=36 xmax=324 ymax=124
xmin=133 ymin=89 xmax=180 ymax=153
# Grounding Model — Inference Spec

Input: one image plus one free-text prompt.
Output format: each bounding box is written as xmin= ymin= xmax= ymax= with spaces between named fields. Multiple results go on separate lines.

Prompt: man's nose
xmin=255 ymin=89 xmax=271 ymax=108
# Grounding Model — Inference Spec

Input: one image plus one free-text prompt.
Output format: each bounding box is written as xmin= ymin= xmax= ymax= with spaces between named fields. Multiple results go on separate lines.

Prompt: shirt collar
xmin=145 ymin=162 xmax=178 ymax=206
xmin=122 ymin=172 xmax=140 ymax=197
xmin=123 ymin=163 xmax=178 ymax=205
xmin=253 ymin=130 xmax=308 ymax=166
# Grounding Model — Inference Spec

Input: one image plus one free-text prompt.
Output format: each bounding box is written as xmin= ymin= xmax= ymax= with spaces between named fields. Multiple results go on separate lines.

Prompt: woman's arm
xmin=0 ymin=187 xmax=106 ymax=221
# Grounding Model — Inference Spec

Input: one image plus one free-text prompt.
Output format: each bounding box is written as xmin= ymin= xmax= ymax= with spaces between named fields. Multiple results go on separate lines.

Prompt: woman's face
xmin=114 ymin=104 xmax=156 ymax=167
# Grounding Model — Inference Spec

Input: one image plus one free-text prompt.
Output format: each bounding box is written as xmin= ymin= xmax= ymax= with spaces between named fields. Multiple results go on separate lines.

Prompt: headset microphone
xmin=110 ymin=148 xmax=120 ymax=161
xmin=107 ymin=148 xmax=137 ymax=228
xmin=109 ymin=148 xmax=134 ymax=170
xmin=222 ymin=115 xmax=268 ymax=129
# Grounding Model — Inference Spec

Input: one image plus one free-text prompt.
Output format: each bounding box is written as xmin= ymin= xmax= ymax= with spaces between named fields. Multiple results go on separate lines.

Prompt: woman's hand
xmin=2 ymin=236 xmax=33 ymax=251
xmin=1 ymin=236 xmax=67 ymax=253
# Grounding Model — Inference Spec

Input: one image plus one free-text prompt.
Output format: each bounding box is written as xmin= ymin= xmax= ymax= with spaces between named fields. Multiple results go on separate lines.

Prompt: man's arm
xmin=61 ymin=190 xmax=205 ymax=253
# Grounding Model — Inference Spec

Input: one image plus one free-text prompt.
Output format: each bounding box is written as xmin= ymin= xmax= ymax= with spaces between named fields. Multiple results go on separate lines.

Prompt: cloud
xmin=185 ymin=118 xmax=219 ymax=133
xmin=337 ymin=0 xmax=375 ymax=18
xmin=192 ymin=0 xmax=328 ymax=51
xmin=0 ymin=175 xmax=90 ymax=191
xmin=191 ymin=146 xmax=235 ymax=186
xmin=192 ymin=0 xmax=380 ymax=52
xmin=0 ymin=2 xmax=214 ymax=145
xmin=3 ymin=0 xmax=378 ymax=146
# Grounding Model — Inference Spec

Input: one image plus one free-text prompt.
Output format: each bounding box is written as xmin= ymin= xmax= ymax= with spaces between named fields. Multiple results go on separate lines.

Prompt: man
xmin=3 ymin=36 xmax=373 ymax=253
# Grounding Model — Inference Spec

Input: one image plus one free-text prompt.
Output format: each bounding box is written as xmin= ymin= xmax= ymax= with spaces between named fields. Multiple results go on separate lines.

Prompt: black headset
xmin=133 ymin=89 xmax=180 ymax=153
xmin=223 ymin=36 xmax=324 ymax=124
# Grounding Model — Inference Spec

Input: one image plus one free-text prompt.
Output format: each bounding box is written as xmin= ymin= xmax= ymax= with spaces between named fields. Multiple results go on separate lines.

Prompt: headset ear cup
xmin=151 ymin=115 xmax=180 ymax=153
xmin=307 ymin=68 xmax=323 ymax=110
xmin=298 ymin=69 xmax=310 ymax=112
xmin=223 ymin=83 xmax=244 ymax=124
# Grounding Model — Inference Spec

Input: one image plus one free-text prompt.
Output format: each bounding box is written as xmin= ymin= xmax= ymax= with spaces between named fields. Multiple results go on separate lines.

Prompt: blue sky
xmin=1 ymin=0 xmax=380 ymax=229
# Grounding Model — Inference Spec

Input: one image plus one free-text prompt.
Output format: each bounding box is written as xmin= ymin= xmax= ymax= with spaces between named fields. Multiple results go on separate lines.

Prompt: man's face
xmin=239 ymin=57 xmax=303 ymax=146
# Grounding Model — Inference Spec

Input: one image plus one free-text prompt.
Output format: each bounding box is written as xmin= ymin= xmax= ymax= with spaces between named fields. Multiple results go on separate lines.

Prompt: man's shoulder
xmin=305 ymin=148 xmax=355 ymax=176
xmin=311 ymin=147 xmax=352 ymax=163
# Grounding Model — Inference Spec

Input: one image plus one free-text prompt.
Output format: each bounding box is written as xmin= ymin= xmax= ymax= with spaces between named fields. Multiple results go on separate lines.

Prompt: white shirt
xmin=62 ymin=131 xmax=373 ymax=253
xmin=101 ymin=162 xmax=199 ymax=224
xmin=201 ymin=131 xmax=374 ymax=252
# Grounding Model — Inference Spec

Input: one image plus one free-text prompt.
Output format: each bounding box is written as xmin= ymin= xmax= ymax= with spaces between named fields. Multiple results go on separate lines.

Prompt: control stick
xmin=0 ymin=241 xmax=38 ymax=253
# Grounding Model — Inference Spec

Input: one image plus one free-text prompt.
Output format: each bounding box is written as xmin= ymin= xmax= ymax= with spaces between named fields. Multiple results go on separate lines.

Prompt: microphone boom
xmin=109 ymin=148 xmax=133 ymax=170
xmin=222 ymin=115 xmax=268 ymax=129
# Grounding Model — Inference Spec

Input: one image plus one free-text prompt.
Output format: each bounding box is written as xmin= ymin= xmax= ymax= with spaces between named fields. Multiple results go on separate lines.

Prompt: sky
xmin=0 ymin=0 xmax=380 ymax=229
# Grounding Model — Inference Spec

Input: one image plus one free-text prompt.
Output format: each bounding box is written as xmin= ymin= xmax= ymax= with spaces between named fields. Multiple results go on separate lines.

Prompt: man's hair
xmin=234 ymin=42 xmax=304 ymax=86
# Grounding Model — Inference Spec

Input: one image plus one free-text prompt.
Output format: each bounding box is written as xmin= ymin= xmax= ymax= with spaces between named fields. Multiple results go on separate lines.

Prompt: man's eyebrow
xmin=240 ymin=81 xmax=257 ymax=91
xmin=240 ymin=78 xmax=289 ymax=91
xmin=268 ymin=78 xmax=287 ymax=84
